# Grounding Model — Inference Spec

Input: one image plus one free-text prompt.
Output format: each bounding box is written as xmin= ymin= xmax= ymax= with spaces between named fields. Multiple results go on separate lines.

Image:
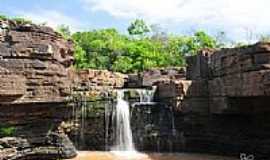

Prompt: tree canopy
xmin=69 ymin=19 xmax=219 ymax=73
xmin=127 ymin=19 xmax=151 ymax=37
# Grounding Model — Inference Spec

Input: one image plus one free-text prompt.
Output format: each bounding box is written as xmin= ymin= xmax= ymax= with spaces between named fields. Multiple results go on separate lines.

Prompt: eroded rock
xmin=0 ymin=20 xmax=73 ymax=104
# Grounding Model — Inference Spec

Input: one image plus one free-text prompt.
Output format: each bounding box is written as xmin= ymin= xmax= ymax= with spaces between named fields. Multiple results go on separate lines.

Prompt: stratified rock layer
xmin=0 ymin=20 xmax=74 ymax=104
xmin=155 ymin=43 xmax=270 ymax=158
xmin=2 ymin=19 xmax=270 ymax=159
xmin=0 ymin=20 xmax=128 ymax=159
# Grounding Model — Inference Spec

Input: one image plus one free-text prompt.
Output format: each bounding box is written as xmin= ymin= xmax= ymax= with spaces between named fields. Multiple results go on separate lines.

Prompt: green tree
xmin=112 ymin=56 xmax=133 ymax=73
xmin=57 ymin=24 xmax=71 ymax=39
xmin=127 ymin=19 xmax=151 ymax=38
xmin=182 ymin=31 xmax=218 ymax=56
xmin=0 ymin=14 xmax=32 ymax=25
xmin=12 ymin=17 xmax=32 ymax=25
xmin=72 ymin=20 xmax=219 ymax=73
xmin=0 ymin=14 xmax=8 ymax=20
xmin=74 ymin=44 xmax=88 ymax=69
xmin=72 ymin=28 xmax=128 ymax=70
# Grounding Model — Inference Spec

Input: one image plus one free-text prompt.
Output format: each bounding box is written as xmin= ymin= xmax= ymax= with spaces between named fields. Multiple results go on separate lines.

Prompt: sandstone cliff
xmin=0 ymin=19 xmax=74 ymax=104
xmin=0 ymin=20 xmax=127 ymax=159
xmin=2 ymin=18 xmax=270 ymax=159
xmin=155 ymin=43 xmax=270 ymax=158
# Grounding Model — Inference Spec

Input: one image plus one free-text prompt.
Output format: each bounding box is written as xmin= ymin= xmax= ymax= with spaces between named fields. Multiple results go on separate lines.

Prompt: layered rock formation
xmin=125 ymin=67 xmax=185 ymax=88
xmin=155 ymin=43 xmax=270 ymax=158
xmin=0 ymin=20 xmax=76 ymax=159
xmin=0 ymin=20 xmax=74 ymax=104
xmin=71 ymin=69 xmax=127 ymax=99
xmin=0 ymin=20 xmax=129 ymax=159
xmin=0 ymin=20 xmax=128 ymax=159
xmin=1 ymin=18 xmax=270 ymax=159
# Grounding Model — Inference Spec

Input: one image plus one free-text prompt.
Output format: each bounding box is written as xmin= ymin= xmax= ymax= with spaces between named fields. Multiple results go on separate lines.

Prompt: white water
xmin=111 ymin=90 xmax=135 ymax=151
xmin=110 ymin=88 xmax=157 ymax=158
xmin=136 ymin=87 xmax=157 ymax=103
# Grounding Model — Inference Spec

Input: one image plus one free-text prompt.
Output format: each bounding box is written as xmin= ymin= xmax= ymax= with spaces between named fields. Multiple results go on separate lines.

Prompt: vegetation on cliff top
xmin=0 ymin=14 xmax=32 ymax=25
xmin=57 ymin=19 xmax=220 ymax=73
xmin=3 ymin=14 xmax=260 ymax=73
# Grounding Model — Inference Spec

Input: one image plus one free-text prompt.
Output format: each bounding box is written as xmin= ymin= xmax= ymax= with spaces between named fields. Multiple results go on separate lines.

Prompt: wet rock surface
xmin=67 ymin=100 xmax=112 ymax=151
xmin=131 ymin=103 xmax=180 ymax=152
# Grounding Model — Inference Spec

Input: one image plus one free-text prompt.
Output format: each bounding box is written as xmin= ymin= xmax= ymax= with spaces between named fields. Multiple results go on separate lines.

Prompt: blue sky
xmin=1 ymin=0 xmax=270 ymax=42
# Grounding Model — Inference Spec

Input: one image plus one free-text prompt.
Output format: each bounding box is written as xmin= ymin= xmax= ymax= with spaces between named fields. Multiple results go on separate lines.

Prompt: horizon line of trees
xmin=57 ymin=19 xmax=223 ymax=73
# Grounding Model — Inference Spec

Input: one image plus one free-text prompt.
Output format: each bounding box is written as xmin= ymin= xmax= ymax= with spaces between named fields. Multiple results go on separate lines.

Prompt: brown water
xmin=68 ymin=151 xmax=238 ymax=160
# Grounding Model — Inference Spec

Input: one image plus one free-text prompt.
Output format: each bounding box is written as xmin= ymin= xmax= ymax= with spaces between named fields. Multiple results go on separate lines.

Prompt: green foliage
xmin=12 ymin=17 xmax=32 ymax=25
xmin=57 ymin=24 xmax=72 ymax=39
xmin=0 ymin=125 xmax=16 ymax=137
xmin=182 ymin=31 xmax=218 ymax=56
xmin=128 ymin=19 xmax=151 ymax=37
xmin=70 ymin=20 xmax=219 ymax=73
xmin=118 ymin=38 xmax=166 ymax=72
xmin=112 ymin=56 xmax=133 ymax=73
xmin=74 ymin=44 xmax=87 ymax=68
xmin=0 ymin=14 xmax=32 ymax=25
xmin=72 ymin=27 xmax=218 ymax=73
xmin=72 ymin=28 xmax=128 ymax=70
xmin=0 ymin=14 xmax=8 ymax=20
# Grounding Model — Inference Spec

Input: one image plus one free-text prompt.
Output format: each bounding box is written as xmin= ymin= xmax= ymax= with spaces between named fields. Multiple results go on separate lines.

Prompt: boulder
xmin=0 ymin=135 xmax=77 ymax=160
xmin=46 ymin=132 xmax=77 ymax=159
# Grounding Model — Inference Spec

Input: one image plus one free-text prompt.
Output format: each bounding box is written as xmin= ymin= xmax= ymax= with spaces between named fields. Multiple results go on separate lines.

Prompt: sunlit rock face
xmin=70 ymin=69 xmax=128 ymax=100
xmin=0 ymin=19 xmax=74 ymax=104
xmin=0 ymin=20 xmax=76 ymax=159
xmin=125 ymin=68 xmax=185 ymax=88
xmin=0 ymin=19 xmax=128 ymax=159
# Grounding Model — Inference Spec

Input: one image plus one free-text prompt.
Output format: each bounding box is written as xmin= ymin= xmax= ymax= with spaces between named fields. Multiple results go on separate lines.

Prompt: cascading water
xmin=108 ymin=88 xmax=157 ymax=159
xmin=136 ymin=87 xmax=156 ymax=103
xmin=111 ymin=90 xmax=135 ymax=151
xmin=109 ymin=87 xmax=157 ymax=152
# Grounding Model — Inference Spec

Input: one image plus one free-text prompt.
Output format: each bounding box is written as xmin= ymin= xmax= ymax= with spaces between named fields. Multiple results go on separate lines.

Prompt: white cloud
xmin=15 ymin=9 xmax=83 ymax=32
xmin=82 ymin=0 xmax=270 ymax=41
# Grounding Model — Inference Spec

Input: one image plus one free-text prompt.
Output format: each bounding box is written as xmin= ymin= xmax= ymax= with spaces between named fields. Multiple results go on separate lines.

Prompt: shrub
xmin=12 ymin=17 xmax=32 ymax=25
xmin=0 ymin=125 xmax=16 ymax=137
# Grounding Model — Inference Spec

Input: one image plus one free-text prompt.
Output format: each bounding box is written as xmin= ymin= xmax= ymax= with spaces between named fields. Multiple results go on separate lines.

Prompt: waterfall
xmin=111 ymin=90 xmax=135 ymax=151
xmin=110 ymin=87 xmax=157 ymax=153
xmin=136 ymin=86 xmax=156 ymax=102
